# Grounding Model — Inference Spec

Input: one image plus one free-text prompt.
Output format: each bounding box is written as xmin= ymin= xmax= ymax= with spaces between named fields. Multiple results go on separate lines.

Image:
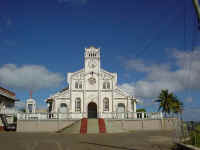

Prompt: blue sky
xmin=0 ymin=0 xmax=200 ymax=121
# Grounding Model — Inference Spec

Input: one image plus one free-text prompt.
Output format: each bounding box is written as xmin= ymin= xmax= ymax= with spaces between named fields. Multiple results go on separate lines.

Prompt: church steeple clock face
xmin=88 ymin=59 xmax=97 ymax=69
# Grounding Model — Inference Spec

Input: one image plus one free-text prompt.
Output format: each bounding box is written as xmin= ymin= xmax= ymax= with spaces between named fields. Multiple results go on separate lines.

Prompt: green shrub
xmin=195 ymin=124 xmax=200 ymax=131
xmin=190 ymin=130 xmax=200 ymax=147
xmin=13 ymin=115 xmax=17 ymax=123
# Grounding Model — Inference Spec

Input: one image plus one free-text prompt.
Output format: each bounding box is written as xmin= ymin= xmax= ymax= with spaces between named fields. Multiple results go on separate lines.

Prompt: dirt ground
xmin=0 ymin=130 xmax=176 ymax=150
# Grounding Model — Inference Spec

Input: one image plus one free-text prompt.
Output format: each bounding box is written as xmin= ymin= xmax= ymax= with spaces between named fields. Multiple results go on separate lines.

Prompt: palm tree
xmin=155 ymin=89 xmax=181 ymax=117
xmin=171 ymin=97 xmax=184 ymax=118
xmin=172 ymin=98 xmax=183 ymax=114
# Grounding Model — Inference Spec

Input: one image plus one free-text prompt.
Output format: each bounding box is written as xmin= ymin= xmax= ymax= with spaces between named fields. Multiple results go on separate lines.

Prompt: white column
xmin=160 ymin=112 xmax=163 ymax=119
xmin=134 ymin=101 xmax=136 ymax=113
xmin=142 ymin=112 xmax=144 ymax=119
xmin=133 ymin=101 xmax=137 ymax=118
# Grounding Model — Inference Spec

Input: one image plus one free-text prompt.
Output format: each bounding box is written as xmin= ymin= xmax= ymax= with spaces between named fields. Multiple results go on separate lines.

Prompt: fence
xmin=173 ymin=121 xmax=200 ymax=149
xmin=0 ymin=108 xmax=18 ymax=115
xmin=101 ymin=112 xmax=163 ymax=120
xmin=184 ymin=122 xmax=200 ymax=147
xmin=17 ymin=112 xmax=164 ymax=120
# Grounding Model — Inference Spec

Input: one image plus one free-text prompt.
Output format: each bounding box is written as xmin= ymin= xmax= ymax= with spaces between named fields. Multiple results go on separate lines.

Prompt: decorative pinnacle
xmin=30 ymin=90 xmax=32 ymax=99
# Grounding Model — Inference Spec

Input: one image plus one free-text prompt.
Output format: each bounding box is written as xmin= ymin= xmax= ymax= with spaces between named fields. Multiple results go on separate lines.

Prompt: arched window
xmin=75 ymin=81 xmax=82 ymax=89
xmin=103 ymin=82 xmax=106 ymax=89
xmin=75 ymin=98 xmax=81 ymax=112
xmin=103 ymin=98 xmax=109 ymax=111
xmin=79 ymin=81 xmax=82 ymax=89
xmin=103 ymin=81 xmax=110 ymax=89
xmin=107 ymin=82 xmax=110 ymax=89
xmin=75 ymin=81 xmax=78 ymax=89
xmin=60 ymin=103 xmax=67 ymax=107
xmin=117 ymin=103 xmax=125 ymax=112
xmin=28 ymin=104 xmax=33 ymax=113
xmin=59 ymin=103 xmax=68 ymax=113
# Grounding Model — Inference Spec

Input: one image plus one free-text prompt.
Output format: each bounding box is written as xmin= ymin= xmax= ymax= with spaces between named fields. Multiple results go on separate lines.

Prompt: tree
xmin=171 ymin=97 xmax=183 ymax=115
xmin=136 ymin=108 xmax=146 ymax=112
xmin=155 ymin=89 xmax=183 ymax=117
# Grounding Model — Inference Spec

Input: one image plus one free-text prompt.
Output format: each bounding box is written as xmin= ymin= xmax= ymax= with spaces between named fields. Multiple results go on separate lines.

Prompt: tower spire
xmin=30 ymin=90 xmax=32 ymax=99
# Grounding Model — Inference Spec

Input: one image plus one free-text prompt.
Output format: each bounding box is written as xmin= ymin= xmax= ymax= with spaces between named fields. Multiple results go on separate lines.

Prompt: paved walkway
xmin=0 ymin=130 xmax=175 ymax=150
xmin=87 ymin=119 xmax=99 ymax=133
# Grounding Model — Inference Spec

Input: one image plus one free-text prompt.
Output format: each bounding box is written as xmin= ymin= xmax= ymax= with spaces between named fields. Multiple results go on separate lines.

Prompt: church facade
xmin=46 ymin=46 xmax=139 ymax=119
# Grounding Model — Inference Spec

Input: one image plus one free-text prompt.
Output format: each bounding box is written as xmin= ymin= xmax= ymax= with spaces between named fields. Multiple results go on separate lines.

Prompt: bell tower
xmin=84 ymin=46 xmax=100 ymax=73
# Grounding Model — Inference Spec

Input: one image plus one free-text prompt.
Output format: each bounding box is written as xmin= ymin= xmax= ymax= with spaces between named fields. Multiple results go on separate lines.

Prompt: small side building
xmin=0 ymin=87 xmax=18 ymax=130
xmin=26 ymin=98 xmax=36 ymax=114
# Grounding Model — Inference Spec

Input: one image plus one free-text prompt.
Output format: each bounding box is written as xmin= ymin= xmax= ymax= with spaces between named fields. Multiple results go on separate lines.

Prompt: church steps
xmin=57 ymin=118 xmax=127 ymax=134
xmin=60 ymin=120 xmax=82 ymax=134
xmin=87 ymin=119 xmax=99 ymax=134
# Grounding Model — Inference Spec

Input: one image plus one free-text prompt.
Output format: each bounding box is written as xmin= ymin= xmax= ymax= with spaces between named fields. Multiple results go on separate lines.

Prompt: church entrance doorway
xmin=88 ymin=102 xmax=97 ymax=118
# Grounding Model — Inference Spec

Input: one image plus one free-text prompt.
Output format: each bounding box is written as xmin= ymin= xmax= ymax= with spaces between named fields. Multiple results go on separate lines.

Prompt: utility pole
xmin=192 ymin=0 xmax=200 ymax=26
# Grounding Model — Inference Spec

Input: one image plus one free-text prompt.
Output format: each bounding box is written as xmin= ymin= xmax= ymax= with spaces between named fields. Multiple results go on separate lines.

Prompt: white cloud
xmin=0 ymin=64 xmax=64 ymax=91
xmin=123 ymin=59 xmax=170 ymax=73
xmin=15 ymin=101 xmax=26 ymax=108
xmin=120 ymin=48 xmax=200 ymax=99
xmin=119 ymin=83 xmax=135 ymax=96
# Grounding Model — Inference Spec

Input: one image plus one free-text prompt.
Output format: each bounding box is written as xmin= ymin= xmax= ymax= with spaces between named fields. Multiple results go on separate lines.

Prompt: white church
xmin=45 ymin=46 xmax=139 ymax=119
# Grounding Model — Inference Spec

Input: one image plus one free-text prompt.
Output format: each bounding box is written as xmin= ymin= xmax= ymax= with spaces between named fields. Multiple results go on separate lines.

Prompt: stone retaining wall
xmin=17 ymin=118 xmax=179 ymax=132
xmin=17 ymin=120 xmax=77 ymax=132
xmin=105 ymin=118 xmax=178 ymax=132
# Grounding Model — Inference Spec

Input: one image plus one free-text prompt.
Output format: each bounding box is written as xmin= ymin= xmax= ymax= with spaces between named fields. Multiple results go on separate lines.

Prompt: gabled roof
xmin=0 ymin=86 xmax=18 ymax=101
xmin=70 ymin=69 xmax=84 ymax=77
xmin=71 ymin=69 xmax=84 ymax=75
xmin=101 ymin=68 xmax=115 ymax=76
xmin=59 ymin=86 xmax=69 ymax=92
xmin=88 ymin=46 xmax=97 ymax=49
xmin=114 ymin=87 xmax=129 ymax=98
xmin=114 ymin=87 xmax=140 ymax=102
xmin=45 ymin=88 xmax=70 ymax=102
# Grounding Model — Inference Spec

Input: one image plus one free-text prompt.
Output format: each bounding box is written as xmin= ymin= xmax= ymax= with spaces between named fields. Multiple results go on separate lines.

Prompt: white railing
xmin=0 ymin=108 xmax=18 ymax=115
xmin=17 ymin=112 xmax=83 ymax=120
xmin=101 ymin=112 xmax=163 ymax=120
xmin=17 ymin=112 xmax=164 ymax=120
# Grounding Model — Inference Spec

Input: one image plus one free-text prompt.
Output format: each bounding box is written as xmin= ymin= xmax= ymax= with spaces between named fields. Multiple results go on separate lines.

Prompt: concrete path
xmin=62 ymin=120 xmax=81 ymax=134
xmin=0 ymin=130 xmax=176 ymax=150
xmin=87 ymin=119 xmax=99 ymax=134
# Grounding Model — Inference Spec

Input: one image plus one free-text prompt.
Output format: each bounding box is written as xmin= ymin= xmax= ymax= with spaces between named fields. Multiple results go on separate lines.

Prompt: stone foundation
xmin=105 ymin=118 xmax=179 ymax=133
xmin=17 ymin=120 xmax=77 ymax=132
xmin=17 ymin=118 xmax=179 ymax=133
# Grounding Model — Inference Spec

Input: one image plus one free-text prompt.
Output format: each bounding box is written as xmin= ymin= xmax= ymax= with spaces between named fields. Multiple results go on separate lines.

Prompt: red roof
xmin=0 ymin=86 xmax=16 ymax=98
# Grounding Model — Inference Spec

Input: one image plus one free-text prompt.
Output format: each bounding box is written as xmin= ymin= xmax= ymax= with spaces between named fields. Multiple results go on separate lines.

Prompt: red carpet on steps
xmin=98 ymin=118 xmax=106 ymax=133
xmin=80 ymin=118 xmax=87 ymax=134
